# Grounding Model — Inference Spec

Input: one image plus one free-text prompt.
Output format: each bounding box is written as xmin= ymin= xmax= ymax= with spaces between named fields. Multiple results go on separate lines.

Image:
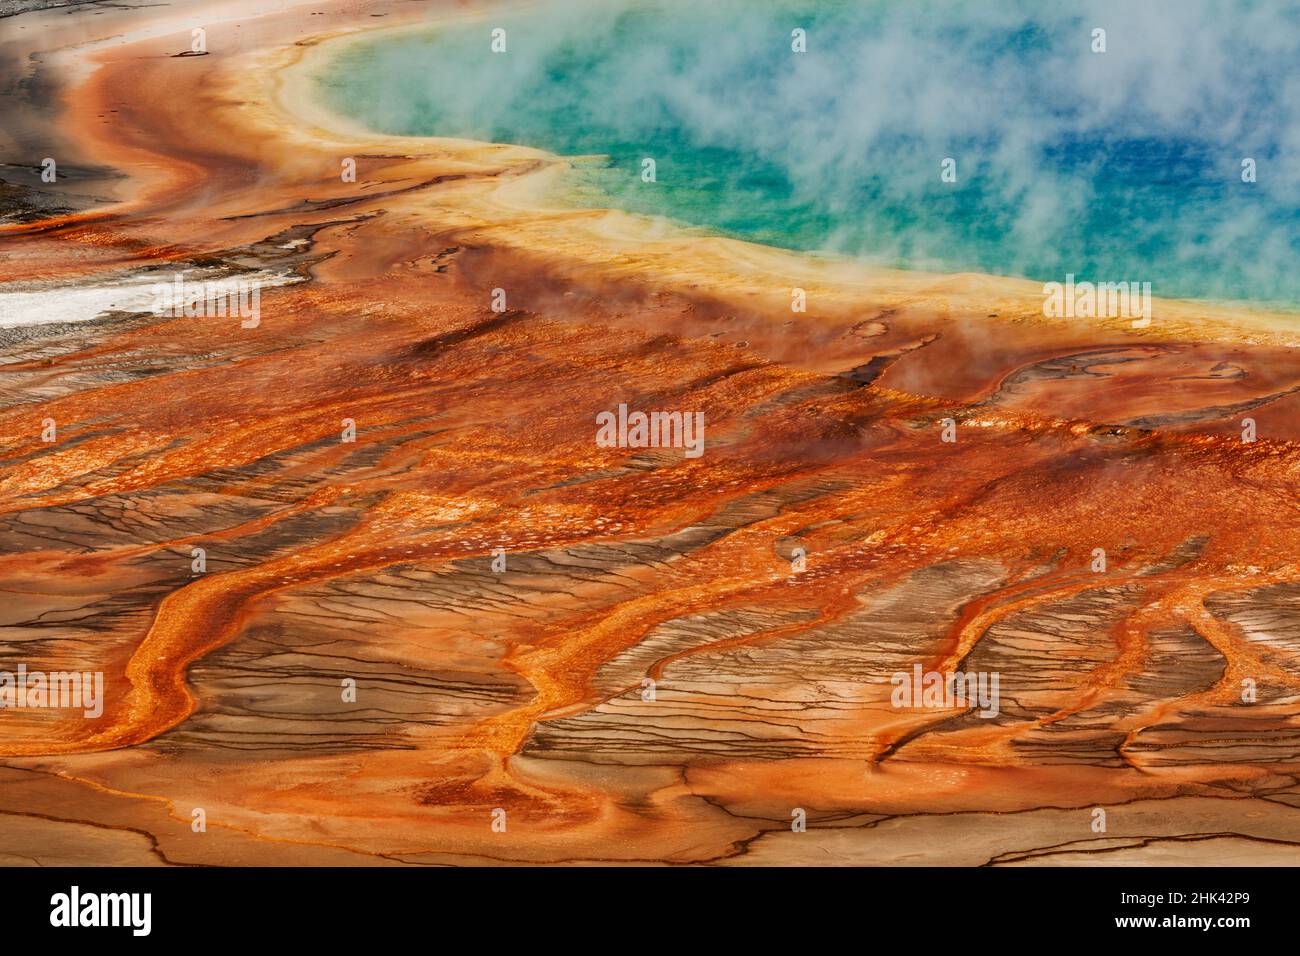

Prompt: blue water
xmin=317 ymin=0 xmax=1300 ymax=309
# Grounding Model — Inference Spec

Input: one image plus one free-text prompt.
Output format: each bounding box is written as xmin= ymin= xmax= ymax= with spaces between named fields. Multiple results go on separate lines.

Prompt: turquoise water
xmin=317 ymin=0 xmax=1300 ymax=309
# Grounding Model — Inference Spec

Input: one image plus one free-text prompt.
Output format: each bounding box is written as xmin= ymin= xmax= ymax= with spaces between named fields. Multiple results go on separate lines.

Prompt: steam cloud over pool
xmin=318 ymin=0 xmax=1300 ymax=309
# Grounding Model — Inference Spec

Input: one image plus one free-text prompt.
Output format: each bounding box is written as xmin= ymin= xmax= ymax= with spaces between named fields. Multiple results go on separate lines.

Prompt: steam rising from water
xmin=318 ymin=0 xmax=1300 ymax=308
